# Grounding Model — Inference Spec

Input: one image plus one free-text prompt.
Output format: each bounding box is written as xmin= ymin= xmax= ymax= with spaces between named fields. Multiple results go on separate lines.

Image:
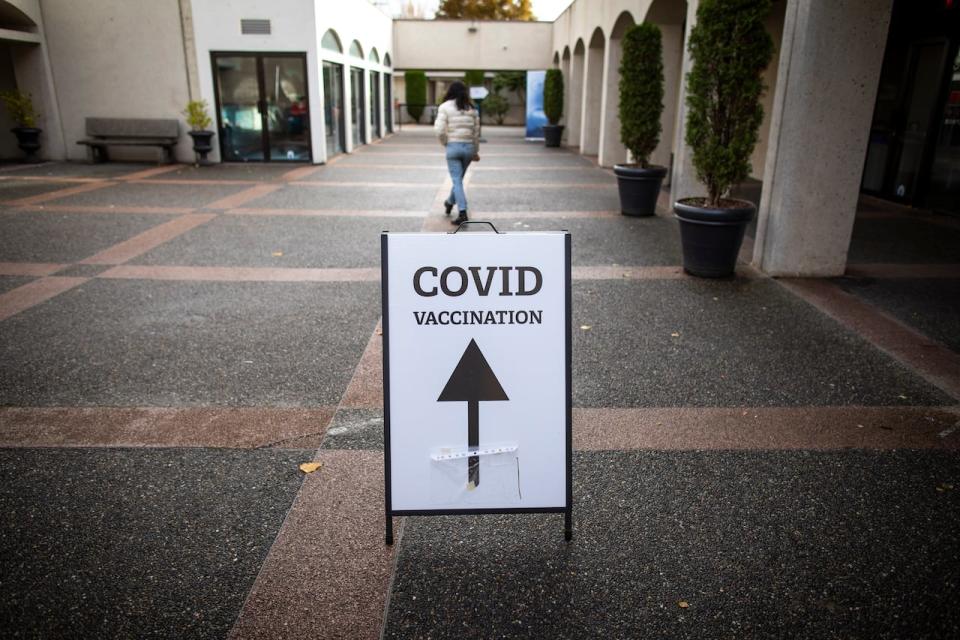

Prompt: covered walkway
xmin=0 ymin=128 xmax=958 ymax=638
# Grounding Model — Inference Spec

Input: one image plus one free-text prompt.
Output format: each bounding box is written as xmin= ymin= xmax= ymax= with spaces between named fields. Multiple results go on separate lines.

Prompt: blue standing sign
xmin=525 ymin=70 xmax=547 ymax=140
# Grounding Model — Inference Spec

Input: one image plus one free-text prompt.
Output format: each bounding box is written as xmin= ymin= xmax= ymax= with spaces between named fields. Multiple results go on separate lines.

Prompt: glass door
xmin=263 ymin=56 xmax=311 ymax=161
xmin=370 ymin=71 xmax=381 ymax=139
xmin=213 ymin=55 xmax=264 ymax=161
xmin=323 ymin=61 xmax=345 ymax=157
xmin=212 ymin=52 xmax=312 ymax=162
xmin=926 ymin=49 xmax=960 ymax=214
xmin=350 ymin=66 xmax=365 ymax=148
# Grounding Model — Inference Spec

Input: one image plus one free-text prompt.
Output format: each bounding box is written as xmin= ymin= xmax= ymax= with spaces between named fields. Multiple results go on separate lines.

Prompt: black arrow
xmin=438 ymin=339 xmax=508 ymax=488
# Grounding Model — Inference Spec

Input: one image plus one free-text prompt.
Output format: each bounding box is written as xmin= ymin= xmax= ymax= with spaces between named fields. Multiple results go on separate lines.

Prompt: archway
xmin=568 ymin=39 xmax=585 ymax=150
xmin=598 ymin=11 xmax=635 ymax=167
xmin=580 ymin=27 xmax=604 ymax=156
xmin=644 ymin=0 xmax=687 ymax=175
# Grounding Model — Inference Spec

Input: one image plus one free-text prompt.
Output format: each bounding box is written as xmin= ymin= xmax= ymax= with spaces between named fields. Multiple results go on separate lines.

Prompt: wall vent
xmin=241 ymin=19 xmax=271 ymax=35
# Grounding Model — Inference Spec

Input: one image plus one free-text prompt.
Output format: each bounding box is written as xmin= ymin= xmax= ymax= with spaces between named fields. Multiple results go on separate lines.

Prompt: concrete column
xmin=668 ymin=0 xmax=700 ymax=205
xmin=598 ymin=36 xmax=627 ymax=167
xmin=579 ymin=36 xmax=604 ymax=156
xmin=560 ymin=51 xmax=571 ymax=144
xmin=567 ymin=45 xmax=584 ymax=149
xmin=177 ymin=0 xmax=201 ymax=101
xmin=752 ymin=0 xmax=893 ymax=277
xmin=650 ymin=23 xmax=683 ymax=171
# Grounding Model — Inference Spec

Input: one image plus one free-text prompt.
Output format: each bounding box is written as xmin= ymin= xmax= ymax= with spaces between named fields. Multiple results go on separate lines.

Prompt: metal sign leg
xmin=564 ymin=509 xmax=572 ymax=541
xmin=386 ymin=514 xmax=394 ymax=546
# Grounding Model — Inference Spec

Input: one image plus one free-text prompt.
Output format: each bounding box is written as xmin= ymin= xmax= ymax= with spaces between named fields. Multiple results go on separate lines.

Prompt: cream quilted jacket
xmin=434 ymin=100 xmax=480 ymax=147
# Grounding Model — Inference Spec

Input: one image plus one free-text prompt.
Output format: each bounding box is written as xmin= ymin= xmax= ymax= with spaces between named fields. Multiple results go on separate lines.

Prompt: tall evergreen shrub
xmin=464 ymin=70 xmax=486 ymax=87
xmin=544 ymin=68 xmax=563 ymax=125
xmin=685 ymin=0 xmax=774 ymax=206
xmin=619 ymin=23 xmax=664 ymax=168
xmin=405 ymin=70 xmax=427 ymax=123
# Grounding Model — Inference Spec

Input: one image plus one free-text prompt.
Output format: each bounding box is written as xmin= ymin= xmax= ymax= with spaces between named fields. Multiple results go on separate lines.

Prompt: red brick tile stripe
xmin=80 ymin=214 xmax=217 ymax=265
xmin=573 ymin=406 xmax=960 ymax=451
xmin=0 ymin=407 xmax=335 ymax=449
xmin=0 ymin=276 xmax=88 ymax=322
xmin=845 ymin=263 xmax=960 ymax=279
xmin=117 ymin=165 xmax=183 ymax=181
xmin=0 ymin=262 xmax=67 ymax=276
xmin=227 ymin=451 xmax=399 ymax=640
xmin=203 ymin=183 xmax=282 ymax=210
xmin=98 ymin=265 xmax=381 ymax=282
xmin=6 ymin=180 xmax=117 ymax=206
xmin=339 ymin=321 xmax=384 ymax=409
xmin=13 ymin=203 xmax=196 ymax=215
xmin=781 ymin=278 xmax=960 ymax=401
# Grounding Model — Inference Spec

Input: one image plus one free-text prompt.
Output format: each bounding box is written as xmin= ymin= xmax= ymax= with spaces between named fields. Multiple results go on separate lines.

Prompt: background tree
xmin=464 ymin=69 xmax=486 ymax=86
xmin=404 ymin=70 xmax=427 ymax=123
xmin=482 ymin=92 xmax=509 ymax=124
xmin=618 ymin=23 xmax=663 ymax=168
xmin=436 ymin=0 xmax=535 ymax=21
xmin=684 ymin=0 xmax=773 ymax=206
xmin=492 ymin=71 xmax=525 ymax=105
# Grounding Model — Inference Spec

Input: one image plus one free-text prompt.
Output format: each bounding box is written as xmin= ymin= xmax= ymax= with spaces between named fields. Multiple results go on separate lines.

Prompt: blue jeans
xmin=445 ymin=142 xmax=475 ymax=213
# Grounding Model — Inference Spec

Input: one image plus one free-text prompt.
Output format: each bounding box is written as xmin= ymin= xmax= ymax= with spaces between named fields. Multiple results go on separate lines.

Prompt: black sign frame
xmin=380 ymin=231 xmax=573 ymax=545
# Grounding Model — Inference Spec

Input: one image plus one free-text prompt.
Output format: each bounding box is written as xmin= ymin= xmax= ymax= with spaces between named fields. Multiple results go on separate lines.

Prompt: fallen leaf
xmin=678 ymin=601 xmax=689 ymax=609
xmin=272 ymin=251 xmax=284 ymax=257
xmin=580 ymin=325 xmax=591 ymax=331
xmin=897 ymin=394 xmax=908 ymax=400
xmin=671 ymin=332 xmax=680 ymax=337
xmin=375 ymin=328 xmax=383 ymax=336
xmin=299 ymin=462 xmax=322 ymax=474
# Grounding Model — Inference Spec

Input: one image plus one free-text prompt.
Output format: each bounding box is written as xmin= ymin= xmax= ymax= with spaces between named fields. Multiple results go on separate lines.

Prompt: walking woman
xmin=434 ymin=81 xmax=480 ymax=225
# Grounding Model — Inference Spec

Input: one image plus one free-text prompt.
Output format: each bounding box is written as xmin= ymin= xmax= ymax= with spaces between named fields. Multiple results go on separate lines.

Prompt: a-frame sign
xmin=381 ymin=227 xmax=572 ymax=544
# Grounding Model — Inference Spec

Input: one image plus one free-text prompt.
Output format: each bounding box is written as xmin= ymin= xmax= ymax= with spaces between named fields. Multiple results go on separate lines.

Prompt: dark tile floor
xmin=0 ymin=126 xmax=956 ymax=639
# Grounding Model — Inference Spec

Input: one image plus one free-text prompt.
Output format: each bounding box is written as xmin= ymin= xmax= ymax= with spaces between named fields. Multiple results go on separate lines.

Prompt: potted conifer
xmin=543 ymin=68 xmax=563 ymax=147
xmin=614 ymin=23 xmax=666 ymax=216
xmin=183 ymin=100 xmax=215 ymax=165
xmin=674 ymin=0 xmax=773 ymax=277
xmin=405 ymin=70 xmax=427 ymax=124
xmin=1 ymin=90 xmax=42 ymax=163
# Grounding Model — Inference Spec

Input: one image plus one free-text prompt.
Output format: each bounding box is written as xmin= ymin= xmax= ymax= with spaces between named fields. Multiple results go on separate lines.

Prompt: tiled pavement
xmin=0 ymin=126 xmax=958 ymax=639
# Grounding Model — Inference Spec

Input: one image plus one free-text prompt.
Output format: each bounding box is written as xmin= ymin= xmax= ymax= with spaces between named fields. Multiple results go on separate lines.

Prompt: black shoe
xmin=452 ymin=212 xmax=468 ymax=226
xmin=444 ymin=201 xmax=454 ymax=215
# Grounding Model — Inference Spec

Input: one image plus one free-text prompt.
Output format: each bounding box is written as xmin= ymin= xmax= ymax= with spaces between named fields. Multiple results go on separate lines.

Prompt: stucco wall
xmin=40 ymin=0 xmax=192 ymax=162
xmin=394 ymin=19 xmax=552 ymax=71
xmin=316 ymin=0 xmax=394 ymax=158
xmin=191 ymin=0 xmax=321 ymax=163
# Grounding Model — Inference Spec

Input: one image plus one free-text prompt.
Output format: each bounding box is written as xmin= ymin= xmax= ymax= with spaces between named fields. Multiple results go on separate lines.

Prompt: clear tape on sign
xmin=429 ymin=441 xmax=521 ymax=506
xmin=429 ymin=443 xmax=519 ymax=461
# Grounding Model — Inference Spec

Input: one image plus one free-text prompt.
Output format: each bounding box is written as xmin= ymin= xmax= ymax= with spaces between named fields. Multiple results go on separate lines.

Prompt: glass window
xmin=321 ymin=30 xmax=342 ymax=53
xmin=350 ymin=66 xmax=365 ymax=148
xmin=323 ymin=61 xmax=345 ymax=157
xmin=349 ymin=41 xmax=363 ymax=58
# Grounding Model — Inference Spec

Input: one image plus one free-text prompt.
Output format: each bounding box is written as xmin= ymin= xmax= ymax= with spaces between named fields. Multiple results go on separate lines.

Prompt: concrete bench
xmin=77 ymin=118 xmax=179 ymax=164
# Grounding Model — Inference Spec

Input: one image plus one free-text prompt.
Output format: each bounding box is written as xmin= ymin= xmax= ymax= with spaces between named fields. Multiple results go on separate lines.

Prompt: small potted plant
xmin=674 ymin=0 xmax=773 ymax=277
xmin=614 ymin=23 xmax=666 ymax=216
xmin=543 ymin=68 xmax=563 ymax=147
xmin=0 ymin=90 xmax=41 ymax=162
xmin=183 ymin=100 xmax=215 ymax=165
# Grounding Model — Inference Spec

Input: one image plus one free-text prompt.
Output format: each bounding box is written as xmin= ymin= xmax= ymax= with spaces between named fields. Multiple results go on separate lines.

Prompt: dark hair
xmin=443 ymin=81 xmax=473 ymax=111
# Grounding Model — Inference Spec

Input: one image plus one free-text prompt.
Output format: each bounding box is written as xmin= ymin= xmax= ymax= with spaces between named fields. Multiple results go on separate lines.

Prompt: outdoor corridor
xmin=0 ymin=126 xmax=958 ymax=638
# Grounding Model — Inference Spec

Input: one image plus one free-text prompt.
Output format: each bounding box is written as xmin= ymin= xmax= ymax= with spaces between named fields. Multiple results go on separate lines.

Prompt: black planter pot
xmin=613 ymin=164 xmax=667 ymax=216
xmin=11 ymin=127 xmax=42 ymax=163
xmin=674 ymin=198 xmax=755 ymax=278
xmin=188 ymin=130 xmax=216 ymax=164
xmin=543 ymin=124 xmax=564 ymax=148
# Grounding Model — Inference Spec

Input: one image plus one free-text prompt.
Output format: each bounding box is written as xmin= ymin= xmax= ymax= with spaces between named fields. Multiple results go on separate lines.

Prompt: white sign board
xmin=382 ymin=231 xmax=571 ymax=536
xmin=469 ymin=86 xmax=489 ymax=101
